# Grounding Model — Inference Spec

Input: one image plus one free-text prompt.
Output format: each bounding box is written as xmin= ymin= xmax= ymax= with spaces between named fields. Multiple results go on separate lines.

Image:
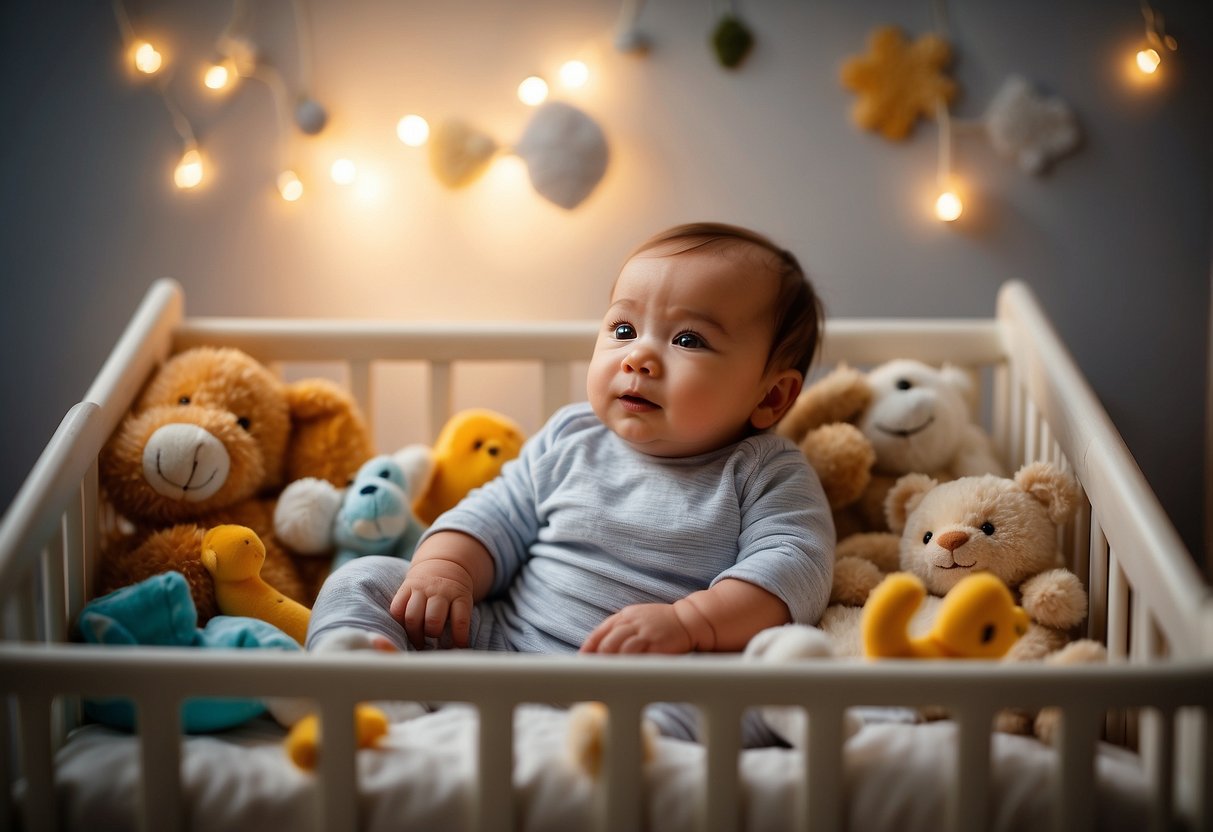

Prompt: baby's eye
xmin=672 ymin=331 xmax=706 ymax=349
xmin=612 ymin=322 xmax=637 ymax=340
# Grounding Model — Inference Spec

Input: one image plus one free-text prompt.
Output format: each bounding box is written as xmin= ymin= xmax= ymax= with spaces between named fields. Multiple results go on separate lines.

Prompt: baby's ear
xmin=751 ymin=371 xmax=804 ymax=431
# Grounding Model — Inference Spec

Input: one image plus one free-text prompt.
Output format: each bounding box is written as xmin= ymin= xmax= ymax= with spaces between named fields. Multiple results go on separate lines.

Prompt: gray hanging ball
xmin=295 ymin=98 xmax=328 ymax=135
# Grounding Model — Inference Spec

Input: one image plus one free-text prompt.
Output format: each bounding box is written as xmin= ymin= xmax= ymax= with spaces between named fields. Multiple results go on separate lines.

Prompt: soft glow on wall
xmin=132 ymin=41 xmax=163 ymax=75
xmin=517 ymin=76 xmax=550 ymax=106
xmin=173 ymin=148 xmax=204 ymax=189
xmin=397 ymin=115 xmax=430 ymax=147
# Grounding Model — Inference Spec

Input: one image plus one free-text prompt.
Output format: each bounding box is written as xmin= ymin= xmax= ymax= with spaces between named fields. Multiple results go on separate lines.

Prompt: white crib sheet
xmin=44 ymin=705 xmax=1149 ymax=832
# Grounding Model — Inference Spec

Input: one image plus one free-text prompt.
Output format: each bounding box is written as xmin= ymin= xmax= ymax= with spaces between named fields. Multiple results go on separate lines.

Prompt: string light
xmin=397 ymin=114 xmax=430 ymax=147
xmin=277 ymin=170 xmax=304 ymax=201
xmin=559 ymin=60 xmax=590 ymax=88
xmin=1135 ymin=2 xmax=1178 ymax=76
xmin=132 ymin=40 xmax=163 ymax=75
xmin=517 ymin=76 xmax=549 ymax=106
xmin=934 ymin=190 xmax=963 ymax=222
xmin=174 ymin=147 xmax=204 ymax=189
xmin=204 ymin=58 xmax=237 ymax=91
xmin=330 ymin=158 xmax=357 ymax=185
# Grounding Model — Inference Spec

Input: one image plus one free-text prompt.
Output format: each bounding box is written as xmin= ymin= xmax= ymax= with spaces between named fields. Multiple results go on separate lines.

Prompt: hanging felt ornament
xmin=428 ymin=120 xmax=499 ymax=188
xmin=710 ymin=2 xmax=754 ymax=70
xmin=983 ymin=75 xmax=1081 ymax=175
xmin=513 ymin=102 xmax=609 ymax=210
xmin=840 ymin=25 xmax=956 ymax=141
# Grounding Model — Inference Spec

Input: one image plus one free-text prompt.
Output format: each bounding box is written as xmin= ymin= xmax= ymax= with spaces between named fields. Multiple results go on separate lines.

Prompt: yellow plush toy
xmin=285 ymin=705 xmax=390 ymax=770
xmin=412 ymin=409 xmax=525 ymax=526
xmin=862 ymin=572 xmax=1028 ymax=660
xmin=200 ymin=525 xmax=312 ymax=645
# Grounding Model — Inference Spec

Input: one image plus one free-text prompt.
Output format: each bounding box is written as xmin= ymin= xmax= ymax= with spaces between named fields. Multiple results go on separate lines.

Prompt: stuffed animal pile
xmin=746 ymin=461 xmax=1107 ymax=741
xmin=96 ymin=346 xmax=374 ymax=623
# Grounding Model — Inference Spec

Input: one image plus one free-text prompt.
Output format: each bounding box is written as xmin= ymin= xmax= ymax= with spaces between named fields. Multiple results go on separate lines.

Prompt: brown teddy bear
xmin=97 ymin=347 xmax=374 ymax=623
xmin=746 ymin=461 xmax=1106 ymax=741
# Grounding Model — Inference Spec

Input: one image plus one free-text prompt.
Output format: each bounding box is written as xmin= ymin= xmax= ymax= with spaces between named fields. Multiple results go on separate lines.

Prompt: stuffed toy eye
xmin=236 ymin=417 xmax=251 ymax=431
xmin=379 ymin=469 xmax=392 ymax=479
xmin=895 ymin=379 xmax=912 ymax=391
xmin=178 ymin=396 xmax=191 ymax=405
xmin=981 ymin=522 xmax=996 ymax=535
xmin=473 ymin=439 xmax=484 ymax=451
xmin=922 ymin=530 xmax=933 ymax=544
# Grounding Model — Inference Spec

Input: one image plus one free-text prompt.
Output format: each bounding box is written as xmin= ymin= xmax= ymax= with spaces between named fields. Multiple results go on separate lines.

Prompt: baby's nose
xmin=622 ymin=348 xmax=659 ymax=376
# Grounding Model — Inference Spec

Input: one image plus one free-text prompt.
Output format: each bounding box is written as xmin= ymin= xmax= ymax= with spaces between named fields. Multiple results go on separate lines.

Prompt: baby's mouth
xmin=619 ymin=394 xmax=659 ymax=411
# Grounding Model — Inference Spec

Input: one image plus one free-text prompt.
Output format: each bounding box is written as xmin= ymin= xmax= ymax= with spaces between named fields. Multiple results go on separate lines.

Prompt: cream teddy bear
xmin=746 ymin=461 xmax=1106 ymax=742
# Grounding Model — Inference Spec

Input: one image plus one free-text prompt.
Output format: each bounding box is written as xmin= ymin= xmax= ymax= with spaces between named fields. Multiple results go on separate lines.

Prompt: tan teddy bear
xmin=746 ymin=461 xmax=1106 ymax=741
xmin=96 ymin=347 xmax=374 ymax=623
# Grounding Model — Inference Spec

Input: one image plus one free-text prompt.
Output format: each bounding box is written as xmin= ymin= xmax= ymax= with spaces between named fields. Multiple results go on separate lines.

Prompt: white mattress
xmin=43 ymin=705 xmax=1149 ymax=832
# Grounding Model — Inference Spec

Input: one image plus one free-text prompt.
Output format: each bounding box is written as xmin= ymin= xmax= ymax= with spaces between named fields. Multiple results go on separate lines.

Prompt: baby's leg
xmin=307 ymin=555 xmax=412 ymax=651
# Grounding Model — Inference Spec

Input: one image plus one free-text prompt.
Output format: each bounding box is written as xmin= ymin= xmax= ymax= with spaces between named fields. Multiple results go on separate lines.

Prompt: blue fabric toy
xmin=77 ymin=571 xmax=300 ymax=733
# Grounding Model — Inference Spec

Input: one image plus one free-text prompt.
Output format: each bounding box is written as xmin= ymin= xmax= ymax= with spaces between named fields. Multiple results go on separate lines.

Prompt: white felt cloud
xmin=983 ymin=76 xmax=1081 ymax=175
xmin=513 ymin=102 xmax=609 ymax=210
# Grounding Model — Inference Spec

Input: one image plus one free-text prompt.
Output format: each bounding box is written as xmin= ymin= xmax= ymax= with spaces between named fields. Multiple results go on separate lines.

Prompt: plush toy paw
xmin=566 ymin=701 xmax=659 ymax=779
xmin=274 ymin=478 xmax=343 ymax=556
xmin=830 ymin=556 xmax=885 ymax=606
xmin=744 ymin=624 xmax=835 ymax=662
xmin=285 ymin=704 xmax=390 ymax=770
xmin=1018 ymin=568 xmax=1088 ymax=631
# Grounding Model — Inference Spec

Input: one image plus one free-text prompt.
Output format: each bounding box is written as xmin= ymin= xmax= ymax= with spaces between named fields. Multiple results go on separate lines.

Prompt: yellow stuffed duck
xmin=200 ymin=524 xmax=313 ymax=645
xmin=862 ymin=571 xmax=1029 ymax=659
xmin=412 ymin=408 xmax=525 ymax=525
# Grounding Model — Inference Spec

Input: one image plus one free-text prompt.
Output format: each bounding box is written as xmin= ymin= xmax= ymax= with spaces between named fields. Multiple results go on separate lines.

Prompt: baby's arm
xmin=580 ymin=578 xmax=789 ymax=654
xmin=389 ymin=531 xmax=495 ymax=649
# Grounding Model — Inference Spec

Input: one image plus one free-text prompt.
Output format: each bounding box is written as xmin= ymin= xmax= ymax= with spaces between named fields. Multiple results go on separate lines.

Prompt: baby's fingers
xmin=449 ymin=596 xmax=472 ymax=648
xmin=403 ymin=590 xmax=431 ymax=649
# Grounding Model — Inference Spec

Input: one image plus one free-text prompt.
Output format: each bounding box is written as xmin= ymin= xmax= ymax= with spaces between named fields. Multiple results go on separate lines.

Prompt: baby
xmin=307 ymin=222 xmax=835 ymax=744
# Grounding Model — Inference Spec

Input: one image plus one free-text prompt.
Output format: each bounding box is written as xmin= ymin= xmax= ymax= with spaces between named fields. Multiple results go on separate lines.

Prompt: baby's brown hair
xmin=625 ymin=222 xmax=824 ymax=376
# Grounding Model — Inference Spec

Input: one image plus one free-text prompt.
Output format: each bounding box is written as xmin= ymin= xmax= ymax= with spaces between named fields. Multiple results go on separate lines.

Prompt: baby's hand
xmin=390 ymin=558 xmax=476 ymax=649
xmin=580 ymin=603 xmax=694 ymax=654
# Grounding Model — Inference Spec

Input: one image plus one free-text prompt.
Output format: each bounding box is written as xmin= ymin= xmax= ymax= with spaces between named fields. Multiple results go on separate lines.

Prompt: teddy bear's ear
xmin=938 ymin=363 xmax=974 ymax=399
xmin=775 ymin=363 xmax=872 ymax=440
xmin=1014 ymin=461 xmax=1080 ymax=525
xmin=884 ymin=472 xmax=938 ymax=533
xmin=284 ymin=380 xmax=374 ymax=487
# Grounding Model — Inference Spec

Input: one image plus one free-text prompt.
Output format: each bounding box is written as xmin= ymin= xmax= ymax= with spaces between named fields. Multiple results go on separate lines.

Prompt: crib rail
xmin=1 ymin=277 xmax=1211 ymax=832
xmin=1 ymin=646 xmax=1210 ymax=832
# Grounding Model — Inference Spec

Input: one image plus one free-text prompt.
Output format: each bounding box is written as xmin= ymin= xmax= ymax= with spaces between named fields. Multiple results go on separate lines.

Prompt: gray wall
xmin=1 ymin=0 xmax=1209 ymax=568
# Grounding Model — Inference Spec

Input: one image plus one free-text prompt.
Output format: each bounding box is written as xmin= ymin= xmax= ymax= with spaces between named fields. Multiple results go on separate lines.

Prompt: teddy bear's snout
xmin=141 ymin=423 xmax=231 ymax=503
xmin=934 ymin=530 xmax=970 ymax=552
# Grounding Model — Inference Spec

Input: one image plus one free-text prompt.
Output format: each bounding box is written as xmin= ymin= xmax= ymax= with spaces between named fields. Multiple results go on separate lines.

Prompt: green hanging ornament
xmin=711 ymin=14 xmax=753 ymax=69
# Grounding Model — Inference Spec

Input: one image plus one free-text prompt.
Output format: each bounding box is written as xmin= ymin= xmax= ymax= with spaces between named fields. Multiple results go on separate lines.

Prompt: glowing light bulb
xmin=935 ymin=191 xmax=963 ymax=222
xmin=559 ymin=60 xmax=589 ymax=89
xmin=517 ymin=76 xmax=549 ymax=106
xmin=204 ymin=60 xmax=235 ymax=90
xmin=396 ymin=114 xmax=430 ymax=147
xmin=133 ymin=41 xmax=163 ymax=75
xmin=1135 ymin=47 xmax=1161 ymax=74
xmin=278 ymin=170 xmax=304 ymax=201
xmin=174 ymin=148 xmax=203 ymax=189
xmin=330 ymin=158 xmax=357 ymax=185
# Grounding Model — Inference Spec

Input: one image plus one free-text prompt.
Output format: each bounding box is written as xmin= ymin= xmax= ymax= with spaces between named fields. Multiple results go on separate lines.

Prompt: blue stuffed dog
xmin=332 ymin=455 xmax=425 ymax=569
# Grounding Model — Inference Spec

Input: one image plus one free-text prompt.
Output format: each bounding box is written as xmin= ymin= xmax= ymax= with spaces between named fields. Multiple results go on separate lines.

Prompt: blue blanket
xmin=77 ymin=571 xmax=301 ymax=733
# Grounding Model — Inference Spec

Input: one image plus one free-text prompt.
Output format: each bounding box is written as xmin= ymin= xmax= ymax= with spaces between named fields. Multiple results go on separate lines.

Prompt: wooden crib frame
xmin=1 ymin=278 xmax=1210 ymax=832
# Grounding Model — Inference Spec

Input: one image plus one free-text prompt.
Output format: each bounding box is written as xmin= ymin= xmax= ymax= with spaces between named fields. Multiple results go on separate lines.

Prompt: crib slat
xmin=318 ymin=702 xmax=361 ymax=832
xmin=949 ymin=708 xmax=992 ymax=832
xmin=137 ymin=698 xmax=183 ymax=832
xmin=1087 ymin=518 xmax=1108 ymax=643
xmin=542 ymin=361 xmax=570 ymax=420
xmin=1142 ymin=708 xmax=1176 ymax=832
xmin=349 ymin=360 xmax=373 ymax=432
xmin=1054 ymin=708 xmax=1098 ymax=832
xmin=0 ymin=694 xmax=13 ymax=832
xmin=702 ymin=705 xmax=741 ymax=832
xmin=43 ymin=524 xmax=67 ymax=644
xmin=16 ymin=694 xmax=55 ymax=832
xmin=429 ymin=361 xmax=453 ymax=439
xmin=598 ymin=701 xmax=644 ymax=832
xmin=476 ymin=701 xmax=515 ymax=832
xmin=805 ymin=709 xmax=844 ymax=832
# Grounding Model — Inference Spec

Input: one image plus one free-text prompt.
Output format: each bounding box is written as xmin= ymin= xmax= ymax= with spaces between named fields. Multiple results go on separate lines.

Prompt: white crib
xmin=0 ymin=278 xmax=1209 ymax=832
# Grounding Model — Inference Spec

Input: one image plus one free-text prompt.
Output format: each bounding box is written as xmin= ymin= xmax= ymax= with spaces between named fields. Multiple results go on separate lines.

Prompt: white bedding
xmin=45 ymin=705 xmax=1149 ymax=832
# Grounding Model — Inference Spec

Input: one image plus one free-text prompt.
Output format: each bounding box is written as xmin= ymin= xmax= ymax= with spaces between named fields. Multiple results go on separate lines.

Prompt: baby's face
xmin=587 ymin=248 xmax=783 ymax=457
